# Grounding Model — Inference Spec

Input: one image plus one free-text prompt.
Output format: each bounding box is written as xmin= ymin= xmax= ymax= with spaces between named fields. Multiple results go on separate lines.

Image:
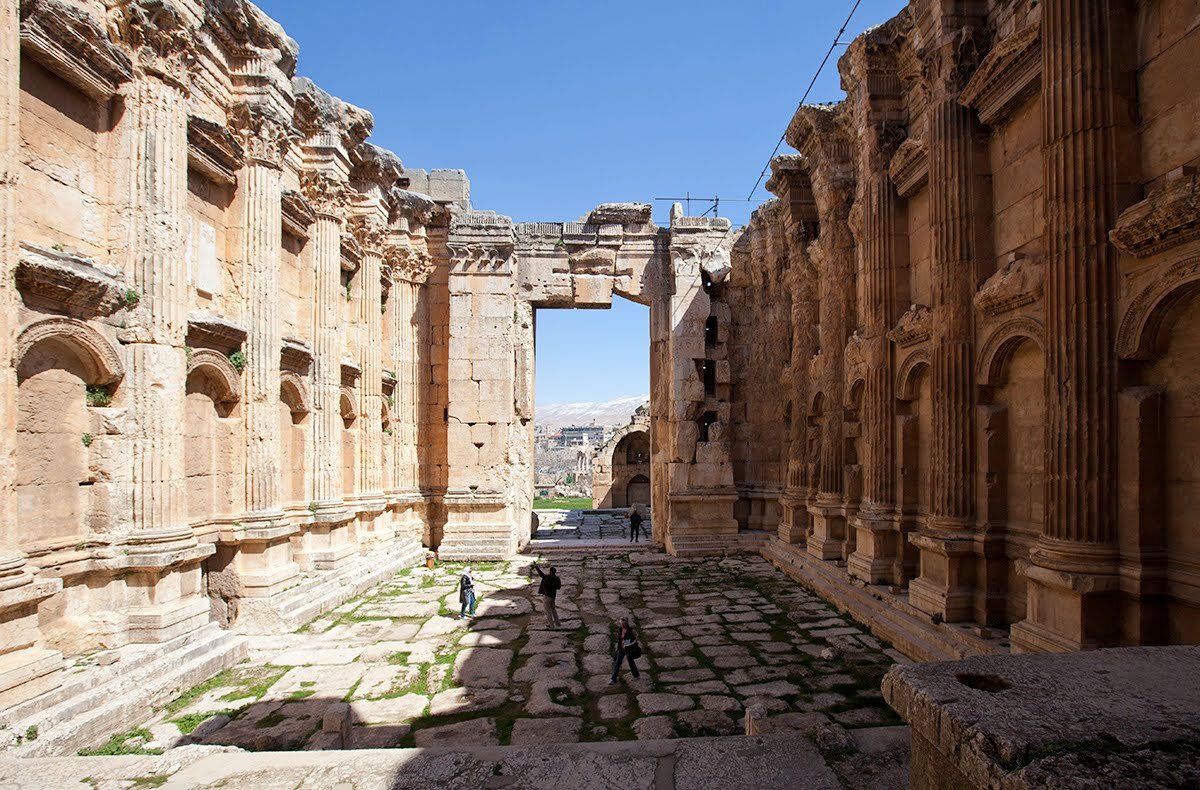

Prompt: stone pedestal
xmin=438 ymin=491 xmax=515 ymax=560
xmin=806 ymin=498 xmax=847 ymax=561
xmin=848 ymin=509 xmax=902 ymax=585
xmin=907 ymin=529 xmax=975 ymax=621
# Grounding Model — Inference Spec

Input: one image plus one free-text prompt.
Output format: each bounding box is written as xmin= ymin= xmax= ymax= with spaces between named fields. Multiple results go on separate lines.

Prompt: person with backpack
xmin=458 ymin=566 xmax=476 ymax=619
xmin=609 ymin=616 xmax=642 ymax=685
xmin=532 ymin=562 xmax=562 ymax=628
xmin=629 ymin=507 xmax=644 ymax=543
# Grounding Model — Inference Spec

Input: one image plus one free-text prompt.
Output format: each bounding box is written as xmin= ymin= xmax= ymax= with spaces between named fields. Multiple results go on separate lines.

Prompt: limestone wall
xmin=736 ymin=0 xmax=1200 ymax=652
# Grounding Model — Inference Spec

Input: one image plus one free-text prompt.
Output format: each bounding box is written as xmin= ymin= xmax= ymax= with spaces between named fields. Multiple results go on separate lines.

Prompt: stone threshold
xmin=762 ymin=538 xmax=1007 ymax=662
xmin=0 ymin=729 xmax=846 ymax=789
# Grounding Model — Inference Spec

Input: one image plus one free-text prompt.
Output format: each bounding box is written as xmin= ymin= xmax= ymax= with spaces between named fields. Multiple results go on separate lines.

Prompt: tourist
xmin=532 ymin=562 xmax=562 ymax=627
xmin=608 ymin=616 xmax=642 ymax=685
xmin=629 ymin=507 xmax=644 ymax=543
xmin=458 ymin=566 xmax=477 ymax=619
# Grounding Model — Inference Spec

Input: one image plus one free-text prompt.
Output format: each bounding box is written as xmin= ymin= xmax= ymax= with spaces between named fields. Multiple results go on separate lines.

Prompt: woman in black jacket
xmin=609 ymin=617 xmax=641 ymax=685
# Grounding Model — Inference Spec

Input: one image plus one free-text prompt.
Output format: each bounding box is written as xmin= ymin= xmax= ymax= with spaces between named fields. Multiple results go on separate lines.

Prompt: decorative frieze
xmin=340 ymin=360 xmax=361 ymax=388
xmin=16 ymin=242 xmax=127 ymax=316
xmin=106 ymin=0 xmax=195 ymax=91
xmin=340 ymin=231 xmax=362 ymax=272
xmin=974 ymin=253 xmax=1044 ymax=316
xmin=280 ymin=189 xmax=315 ymax=240
xmin=1109 ymin=168 xmax=1200 ymax=258
xmin=187 ymin=115 xmax=244 ymax=187
xmin=19 ymin=0 xmax=132 ymax=99
xmin=186 ymin=312 xmax=247 ymax=352
xmin=280 ymin=335 xmax=313 ymax=372
xmin=959 ymin=22 xmax=1041 ymax=127
xmin=888 ymin=303 xmax=932 ymax=346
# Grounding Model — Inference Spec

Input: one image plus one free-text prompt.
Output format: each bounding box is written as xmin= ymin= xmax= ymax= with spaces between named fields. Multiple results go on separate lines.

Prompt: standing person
xmin=629 ymin=507 xmax=644 ymax=543
xmin=458 ymin=566 xmax=476 ymax=619
xmin=532 ymin=562 xmax=562 ymax=628
xmin=609 ymin=616 xmax=642 ymax=685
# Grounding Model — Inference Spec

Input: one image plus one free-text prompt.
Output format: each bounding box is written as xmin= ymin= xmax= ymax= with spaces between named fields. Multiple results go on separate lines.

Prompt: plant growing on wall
xmin=228 ymin=350 xmax=247 ymax=373
xmin=386 ymin=394 xmax=395 ymax=408
xmin=345 ymin=283 xmax=352 ymax=302
xmin=81 ymin=434 xmax=94 ymax=447
xmin=86 ymin=385 xmax=112 ymax=407
xmin=124 ymin=289 xmax=141 ymax=308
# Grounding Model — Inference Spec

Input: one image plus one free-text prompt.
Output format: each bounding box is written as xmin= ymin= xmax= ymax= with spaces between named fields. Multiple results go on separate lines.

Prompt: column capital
xmin=107 ymin=0 xmax=195 ymax=92
xmin=919 ymin=24 xmax=987 ymax=101
xmin=349 ymin=213 xmax=386 ymax=257
xmin=300 ymin=170 xmax=348 ymax=220
xmin=229 ymin=101 xmax=292 ymax=169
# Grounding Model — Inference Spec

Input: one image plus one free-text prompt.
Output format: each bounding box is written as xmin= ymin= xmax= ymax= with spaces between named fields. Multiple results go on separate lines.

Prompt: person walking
xmin=532 ymin=562 xmax=562 ymax=627
xmin=458 ymin=566 xmax=477 ymax=619
xmin=629 ymin=508 xmax=644 ymax=543
xmin=609 ymin=616 xmax=642 ymax=685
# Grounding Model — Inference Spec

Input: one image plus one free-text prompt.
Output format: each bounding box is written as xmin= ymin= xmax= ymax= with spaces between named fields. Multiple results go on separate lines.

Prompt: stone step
xmin=8 ymin=624 xmax=247 ymax=757
xmin=238 ymin=538 xmax=426 ymax=634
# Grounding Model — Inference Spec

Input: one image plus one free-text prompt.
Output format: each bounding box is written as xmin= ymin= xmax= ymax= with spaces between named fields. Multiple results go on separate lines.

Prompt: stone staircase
xmin=2 ymin=623 xmax=247 ymax=758
xmin=669 ymin=530 xmax=774 ymax=558
xmin=237 ymin=537 xmax=427 ymax=634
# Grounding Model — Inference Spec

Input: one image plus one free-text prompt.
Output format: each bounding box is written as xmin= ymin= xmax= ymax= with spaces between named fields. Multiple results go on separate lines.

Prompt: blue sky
xmin=253 ymin=0 xmax=907 ymax=404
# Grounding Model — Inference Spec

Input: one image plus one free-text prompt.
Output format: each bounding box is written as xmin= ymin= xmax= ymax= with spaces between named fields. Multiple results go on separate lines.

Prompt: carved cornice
xmin=341 ymin=359 xmax=361 ymax=388
xmin=20 ymin=0 xmax=133 ymax=99
xmin=448 ymin=211 xmax=515 ymax=275
xmin=385 ymin=244 xmax=433 ymax=284
xmin=350 ymin=143 xmax=403 ymax=192
xmin=959 ymin=22 xmax=1041 ymax=127
xmin=292 ymin=76 xmax=373 ymax=150
xmin=16 ymin=242 xmax=128 ymax=316
xmin=280 ymin=189 xmax=315 ymax=240
xmin=920 ymin=24 xmax=987 ymax=100
xmin=340 ymin=232 xmax=362 ymax=272
xmin=300 ymin=170 xmax=348 ymax=220
xmin=887 ymin=303 xmax=932 ymax=347
xmin=187 ymin=114 xmax=244 ymax=186
xmin=228 ymin=101 xmax=291 ymax=169
xmin=974 ymin=253 xmax=1044 ymax=317
xmin=1110 ymin=169 xmax=1200 ymax=258
xmin=888 ymin=137 xmax=928 ymax=198
xmin=202 ymin=0 xmax=298 ymax=77
xmin=587 ymin=203 xmax=653 ymax=226
xmin=389 ymin=188 xmax=437 ymax=227
xmin=186 ymin=312 xmax=247 ymax=352
xmin=106 ymin=0 xmax=196 ymax=91
xmin=280 ymin=336 xmax=313 ymax=372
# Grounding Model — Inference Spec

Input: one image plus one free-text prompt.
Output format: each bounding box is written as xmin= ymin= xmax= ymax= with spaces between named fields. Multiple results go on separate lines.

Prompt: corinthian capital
xmin=349 ymin=214 xmax=387 ymax=256
xmin=105 ymin=0 xmax=195 ymax=90
xmin=921 ymin=25 xmax=987 ymax=99
xmin=229 ymin=101 xmax=292 ymax=168
xmin=300 ymin=171 xmax=348 ymax=219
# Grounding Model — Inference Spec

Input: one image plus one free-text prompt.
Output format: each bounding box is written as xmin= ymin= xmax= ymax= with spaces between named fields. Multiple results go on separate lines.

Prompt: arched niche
xmin=279 ymin=372 xmax=311 ymax=506
xmin=185 ymin=352 xmax=242 ymax=522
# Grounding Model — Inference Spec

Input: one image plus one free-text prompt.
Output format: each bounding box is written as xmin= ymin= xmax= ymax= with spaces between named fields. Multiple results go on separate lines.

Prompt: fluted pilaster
xmin=358 ymin=231 xmax=384 ymax=499
xmin=861 ymin=170 xmax=899 ymax=509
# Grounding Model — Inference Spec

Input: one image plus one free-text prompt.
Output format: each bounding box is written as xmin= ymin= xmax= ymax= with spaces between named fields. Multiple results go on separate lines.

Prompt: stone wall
xmin=734 ymin=0 xmax=1200 ymax=653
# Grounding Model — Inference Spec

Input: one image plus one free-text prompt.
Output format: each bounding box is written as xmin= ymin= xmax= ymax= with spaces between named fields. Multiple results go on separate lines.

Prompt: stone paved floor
xmin=533 ymin=508 xmax=652 ymax=544
xmin=86 ymin=549 xmax=903 ymax=757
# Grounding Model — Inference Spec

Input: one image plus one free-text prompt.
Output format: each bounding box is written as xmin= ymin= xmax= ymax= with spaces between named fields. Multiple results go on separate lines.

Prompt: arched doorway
xmin=626 ymin=474 xmax=650 ymax=509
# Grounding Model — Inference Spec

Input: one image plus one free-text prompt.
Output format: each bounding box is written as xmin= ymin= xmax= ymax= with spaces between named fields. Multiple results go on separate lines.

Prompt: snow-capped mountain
xmin=535 ymin=394 xmax=648 ymax=429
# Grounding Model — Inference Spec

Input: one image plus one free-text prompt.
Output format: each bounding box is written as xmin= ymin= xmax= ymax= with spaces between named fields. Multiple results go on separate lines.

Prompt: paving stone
xmin=713 ymin=654 xmax=760 ymax=669
xmin=350 ymin=694 xmax=428 ymax=724
xmin=653 ymin=656 xmax=700 ymax=670
xmin=458 ymin=628 xmax=520 ymax=647
xmin=452 ymin=647 xmax=513 ymax=689
xmin=648 ymin=640 xmax=694 ymax=656
xmin=413 ymin=718 xmax=499 ymax=747
xmin=521 ymin=630 xmax=571 ymax=654
xmin=271 ymin=664 xmax=366 ymax=698
xmin=632 ymin=715 xmax=676 ymax=740
xmin=347 ymin=724 xmax=410 ymax=748
xmin=658 ymin=668 xmax=715 ymax=683
xmin=272 ymin=647 xmax=362 ymax=666
xmin=354 ymin=665 xmax=419 ymax=699
xmin=475 ymin=596 xmax=533 ymax=617
xmin=735 ymin=680 xmax=800 ymax=698
xmin=428 ymin=687 xmax=509 ymax=716
xmin=677 ymin=709 xmax=739 ymax=736
xmin=812 ymin=673 xmax=856 ymax=690
xmin=731 ymin=632 xmax=771 ymax=642
xmin=637 ymin=693 xmax=695 ymax=714
xmin=743 ymin=695 xmax=789 ymax=713
xmin=513 ymin=651 xmax=577 ymax=683
xmin=415 ymin=616 xmax=462 ymax=640
xmin=509 ymin=717 xmax=583 ymax=745
xmin=362 ymin=601 xmax=441 ymax=618
xmin=724 ymin=666 xmax=789 ymax=685
xmin=527 ymin=679 xmax=583 ymax=716
xmin=598 ymin=694 xmax=630 ymax=720
xmin=830 ymin=707 xmax=893 ymax=728
xmin=700 ymin=695 xmax=743 ymax=713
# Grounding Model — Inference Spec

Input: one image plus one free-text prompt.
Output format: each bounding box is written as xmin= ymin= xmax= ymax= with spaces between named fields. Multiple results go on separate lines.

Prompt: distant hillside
xmin=535 ymin=394 xmax=648 ymax=430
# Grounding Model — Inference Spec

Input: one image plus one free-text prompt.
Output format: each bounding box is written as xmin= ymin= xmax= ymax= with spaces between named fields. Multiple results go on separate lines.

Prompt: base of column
xmin=848 ymin=509 xmax=901 ymax=585
xmin=807 ymin=499 xmax=847 ymax=561
xmin=777 ymin=492 xmax=809 ymax=544
xmin=1010 ymin=554 xmax=1121 ymax=652
xmin=0 ymin=647 xmax=65 ymax=709
xmin=0 ymin=573 xmax=66 ymax=709
xmin=663 ymin=490 xmax=739 ymax=555
xmin=125 ymin=597 xmax=211 ymax=644
xmin=907 ymin=528 xmax=976 ymax=621
xmin=438 ymin=490 xmax=516 ymax=560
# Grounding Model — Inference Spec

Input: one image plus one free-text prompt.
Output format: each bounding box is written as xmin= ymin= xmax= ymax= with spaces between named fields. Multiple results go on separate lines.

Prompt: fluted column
xmin=302 ymin=173 xmax=347 ymax=514
xmin=1012 ymin=0 xmax=1131 ymax=652
xmin=355 ymin=219 xmax=385 ymax=502
xmin=232 ymin=107 xmax=289 ymax=522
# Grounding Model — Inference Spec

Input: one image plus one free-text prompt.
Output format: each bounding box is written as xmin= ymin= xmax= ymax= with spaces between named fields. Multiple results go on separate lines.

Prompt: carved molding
xmin=349 ymin=214 xmax=386 ymax=257
xmin=959 ymin=22 xmax=1041 ymax=127
xmin=339 ymin=385 xmax=358 ymax=421
xmin=889 ymin=137 xmax=929 ymax=198
xmin=887 ymin=303 xmax=932 ymax=347
xmin=280 ymin=189 xmax=315 ymax=240
xmin=280 ymin=369 xmax=310 ymax=414
xmin=341 ymin=359 xmax=361 ymax=388
xmin=186 ymin=348 xmax=240 ymax=404
xmin=19 ymin=0 xmax=133 ymax=99
xmin=16 ymin=242 xmax=127 ymax=316
xmin=977 ymin=317 xmax=1044 ymax=387
xmin=587 ymin=203 xmax=652 ymax=226
xmin=293 ymin=76 xmax=373 ymax=150
xmin=1117 ymin=255 xmax=1200 ymax=360
xmin=448 ymin=242 xmax=512 ymax=275
xmin=389 ymin=188 xmax=437 ymax=227
xmin=1110 ymin=169 xmax=1200 ymax=258
xmin=228 ymin=102 xmax=291 ymax=170
xmin=15 ymin=317 xmax=124 ymax=385
xmin=203 ymin=0 xmax=298 ymax=76
xmin=188 ymin=114 xmax=244 ymax=186
xmin=974 ymin=253 xmax=1044 ymax=316
xmin=350 ymin=142 xmax=403 ymax=192
xmin=568 ymin=246 xmax=616 ymax=276
xmin=186 ymin=312 xmax=247 ymax=352
xmin=340 ymin=232 xmax=362 ymax=272
xmin=385 ymin=244 xmax=433 ymax=284
xmin=280 ymin=336 xmax=313 ymax=372
xmin=895 ymin=347 xmax=932 ymax=401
